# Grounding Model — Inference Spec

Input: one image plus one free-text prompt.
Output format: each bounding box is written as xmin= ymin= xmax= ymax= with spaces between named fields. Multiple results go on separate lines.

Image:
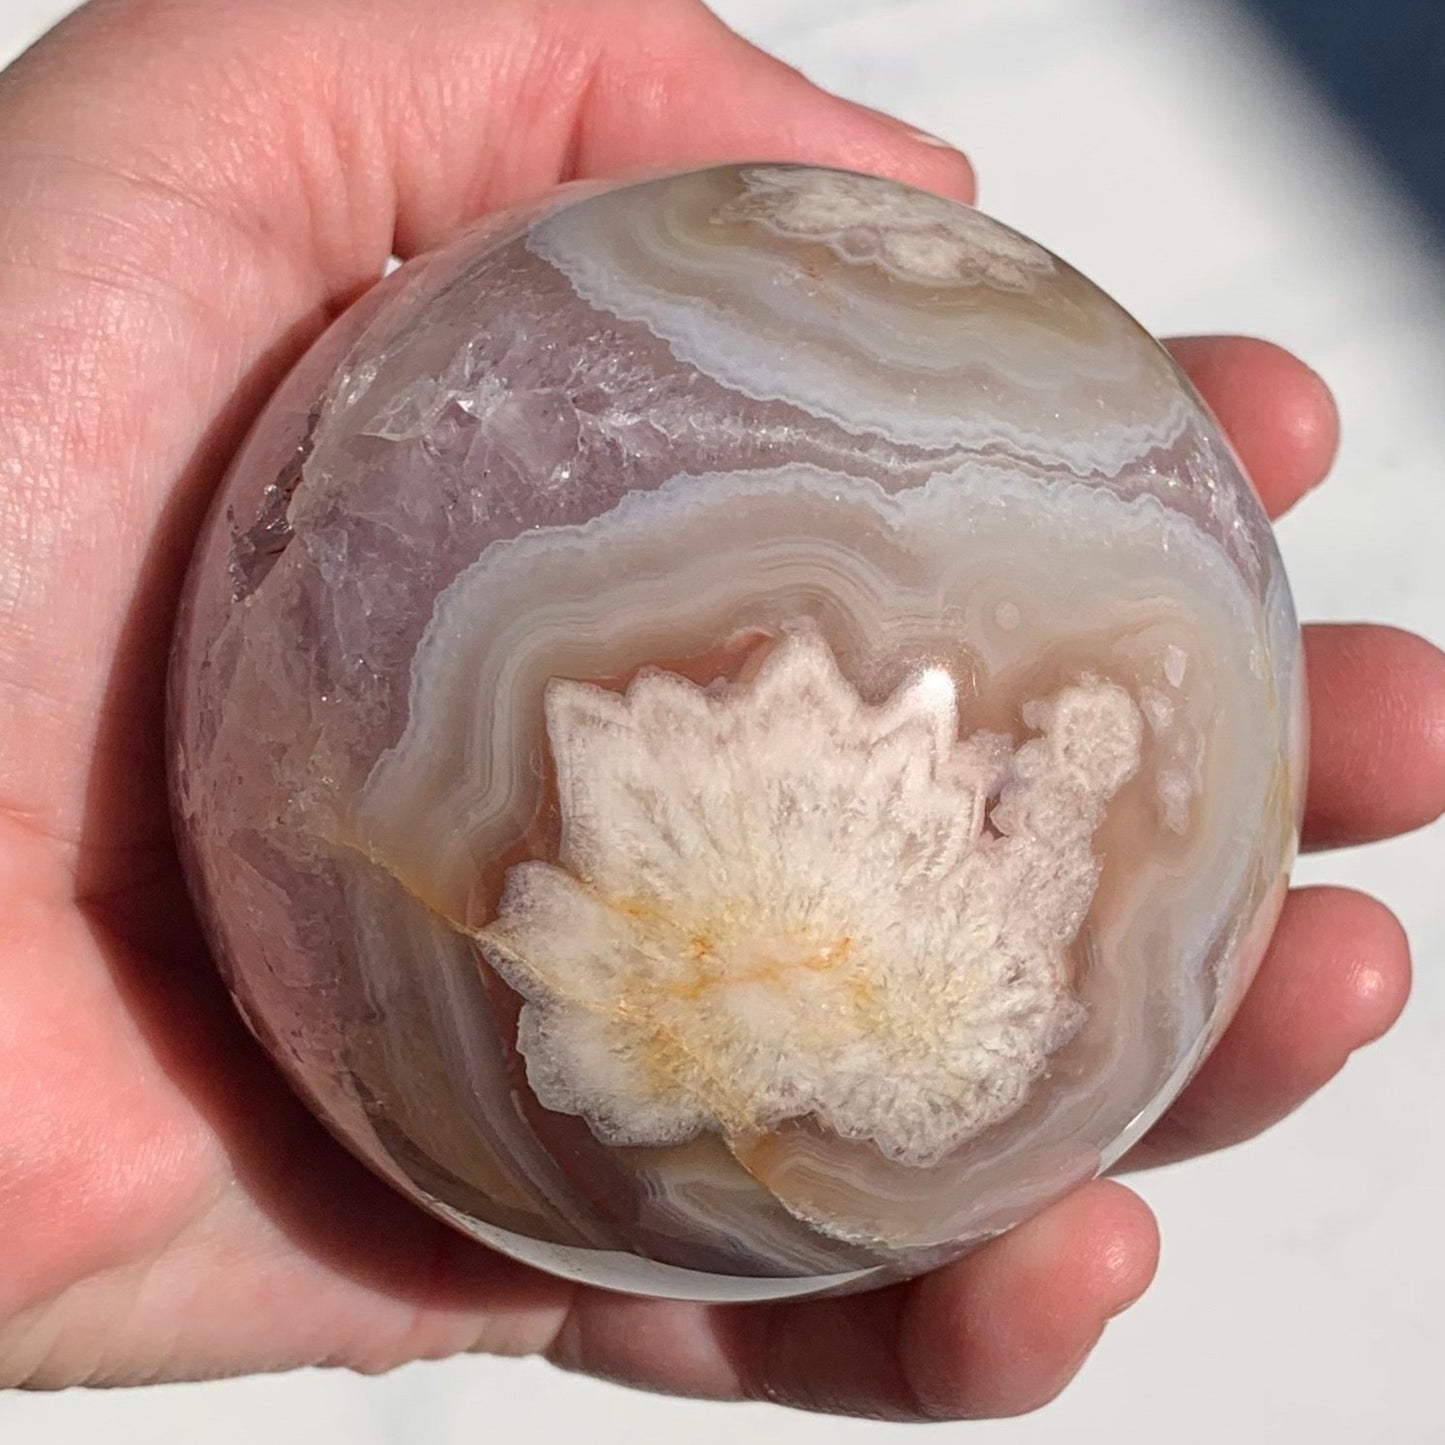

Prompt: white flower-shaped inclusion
xmin=717 ymin=165 xmax=1056 ymax=291
xmin=479 ymin=632 xmax=1142 ymax=1168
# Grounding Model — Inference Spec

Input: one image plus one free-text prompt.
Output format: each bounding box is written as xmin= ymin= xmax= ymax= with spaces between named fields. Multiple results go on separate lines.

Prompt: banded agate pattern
xmin=169 ymin=164 xmax=1304 ymax=1300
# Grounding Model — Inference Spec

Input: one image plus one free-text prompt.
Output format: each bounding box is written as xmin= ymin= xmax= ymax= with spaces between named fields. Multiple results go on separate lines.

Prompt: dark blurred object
xmin=1245 ymin=0 xmax=1445 ymax=232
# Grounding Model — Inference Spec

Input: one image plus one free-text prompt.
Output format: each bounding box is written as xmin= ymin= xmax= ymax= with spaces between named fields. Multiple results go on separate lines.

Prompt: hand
xmin=0 ymin=0 xmax=1438 ymax=1417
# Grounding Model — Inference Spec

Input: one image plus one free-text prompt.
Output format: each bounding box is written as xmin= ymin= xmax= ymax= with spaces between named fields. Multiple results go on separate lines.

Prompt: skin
xmin=0 ymin=0 xmax=1439 ymax=1418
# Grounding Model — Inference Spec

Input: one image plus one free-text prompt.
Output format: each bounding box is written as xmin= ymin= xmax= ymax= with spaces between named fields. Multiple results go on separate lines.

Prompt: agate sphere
xmin=169 ymin=164 xmax=1305 ymax=1301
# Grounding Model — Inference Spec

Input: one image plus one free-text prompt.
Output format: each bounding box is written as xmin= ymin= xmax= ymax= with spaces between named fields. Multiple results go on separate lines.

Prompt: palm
xmin=0 ymin=0 xmax=1439 ymax=1420
xmin=20 ymin=832 xmax=544 ymax=1359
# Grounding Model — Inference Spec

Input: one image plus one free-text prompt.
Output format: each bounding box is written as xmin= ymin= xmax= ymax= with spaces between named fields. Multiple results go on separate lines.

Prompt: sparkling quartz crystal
xmin=169 ymin=164 xmax=1305 ymax=1301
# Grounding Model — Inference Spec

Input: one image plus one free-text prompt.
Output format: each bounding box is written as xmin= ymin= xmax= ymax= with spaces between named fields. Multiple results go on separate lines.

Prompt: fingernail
xmin=906 ymin=126 xmax=961 ymax=150
xmin=853 ymin=102 xmax=962 ymax=153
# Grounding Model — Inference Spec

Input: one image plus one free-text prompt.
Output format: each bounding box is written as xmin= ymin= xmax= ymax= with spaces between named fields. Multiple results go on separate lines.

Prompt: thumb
xmin=0 ymin=0 xmax=973 ymax=844
xmin=5 ymin=0 xmax=973 ymax=317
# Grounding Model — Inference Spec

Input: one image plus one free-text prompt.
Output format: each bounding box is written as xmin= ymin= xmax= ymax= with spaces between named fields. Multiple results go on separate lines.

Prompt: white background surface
xmin=2 ymin=0 xmax=1443 ymax=1441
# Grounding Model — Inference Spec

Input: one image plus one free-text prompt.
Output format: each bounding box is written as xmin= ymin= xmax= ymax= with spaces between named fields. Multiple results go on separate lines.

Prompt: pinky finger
xmin=548 ymin=1179 xmax=1158 ymax=1421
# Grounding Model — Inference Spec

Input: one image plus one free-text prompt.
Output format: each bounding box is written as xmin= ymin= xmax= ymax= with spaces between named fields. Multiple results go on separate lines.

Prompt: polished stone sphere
xmin=169 ymin=164 xmax=1304 ymax=1300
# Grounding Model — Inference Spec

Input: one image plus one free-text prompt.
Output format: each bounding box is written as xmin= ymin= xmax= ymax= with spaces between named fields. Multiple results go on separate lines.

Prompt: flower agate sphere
xmin=169 ymin=164 xmax=1304 ymax=1301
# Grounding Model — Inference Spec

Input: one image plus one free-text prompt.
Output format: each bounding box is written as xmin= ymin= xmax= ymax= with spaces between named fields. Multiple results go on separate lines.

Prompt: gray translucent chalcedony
xmin=169 ymin=165 xmax=1304 ymax=1301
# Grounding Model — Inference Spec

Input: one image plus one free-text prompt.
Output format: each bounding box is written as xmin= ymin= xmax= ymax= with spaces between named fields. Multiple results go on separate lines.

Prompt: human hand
xmin=0 ymin=0 xmax=1439 ymax=1417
